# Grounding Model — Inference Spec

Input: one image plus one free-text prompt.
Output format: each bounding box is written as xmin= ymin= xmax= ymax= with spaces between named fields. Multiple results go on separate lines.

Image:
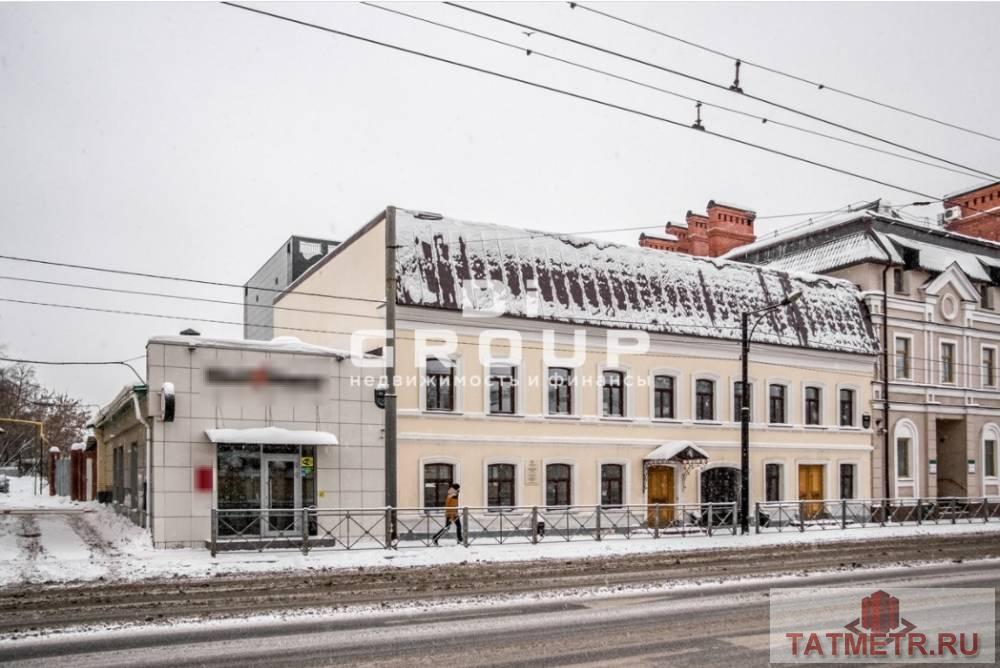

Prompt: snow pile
xmin=394 ymin=209 xmax=879 ymax=355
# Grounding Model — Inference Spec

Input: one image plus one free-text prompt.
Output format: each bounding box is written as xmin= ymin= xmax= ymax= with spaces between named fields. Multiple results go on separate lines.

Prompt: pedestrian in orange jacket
xmin=432 ymin=484 xmax=463 ymax=545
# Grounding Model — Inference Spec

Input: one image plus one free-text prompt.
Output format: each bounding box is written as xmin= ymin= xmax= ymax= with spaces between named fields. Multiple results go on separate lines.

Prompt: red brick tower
xmin=638 ymin=200 xmax=756 ymax=257
xmin=942 ymin=181 xmax=1000 ymax=242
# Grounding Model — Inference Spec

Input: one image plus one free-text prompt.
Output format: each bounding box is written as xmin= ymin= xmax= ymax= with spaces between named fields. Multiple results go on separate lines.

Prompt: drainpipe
xmin=881 ymin=264 xmax=891 ymax=499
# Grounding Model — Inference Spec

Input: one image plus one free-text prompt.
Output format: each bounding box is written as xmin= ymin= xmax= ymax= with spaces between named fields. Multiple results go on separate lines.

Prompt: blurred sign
xmin=301 ymin=456 xmax=314 ymax=468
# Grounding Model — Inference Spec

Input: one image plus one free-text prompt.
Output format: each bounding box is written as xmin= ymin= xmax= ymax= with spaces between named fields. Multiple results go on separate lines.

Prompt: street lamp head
xmin=782 ymin=290 xmax=803 ymax=306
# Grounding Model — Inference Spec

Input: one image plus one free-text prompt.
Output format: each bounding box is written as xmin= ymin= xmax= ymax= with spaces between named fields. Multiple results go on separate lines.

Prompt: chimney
xmin=180 ymin=328 xmax=201 ymax=336
xmin=705 ymin=200 xmax=756 ymax=257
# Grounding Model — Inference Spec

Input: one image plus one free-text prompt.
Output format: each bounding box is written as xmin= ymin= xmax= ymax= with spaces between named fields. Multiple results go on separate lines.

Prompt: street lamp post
xmin=740 ymin=290 xmax=802 ymax=534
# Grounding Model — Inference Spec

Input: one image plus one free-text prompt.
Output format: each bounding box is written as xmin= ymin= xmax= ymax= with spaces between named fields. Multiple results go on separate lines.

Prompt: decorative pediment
xmin=922 ymin=262 xmax=980 ymax=302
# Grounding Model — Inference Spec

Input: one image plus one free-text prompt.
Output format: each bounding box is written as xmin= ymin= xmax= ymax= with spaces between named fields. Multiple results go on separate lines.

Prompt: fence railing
xmin=756 ymin=496 xmax=1000 ymax=533
xmin=210 ymin=502 xmax=738 ymax=556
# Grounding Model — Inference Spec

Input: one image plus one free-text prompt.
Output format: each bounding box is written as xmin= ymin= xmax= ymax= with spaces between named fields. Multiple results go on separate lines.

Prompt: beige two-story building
xmin=273 ymin=207 xmax=879 ymax=516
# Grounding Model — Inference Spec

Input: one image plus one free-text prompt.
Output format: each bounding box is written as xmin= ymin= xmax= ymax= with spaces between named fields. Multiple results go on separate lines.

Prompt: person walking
xmin=431 ymin=483 xmax=462 ymax=546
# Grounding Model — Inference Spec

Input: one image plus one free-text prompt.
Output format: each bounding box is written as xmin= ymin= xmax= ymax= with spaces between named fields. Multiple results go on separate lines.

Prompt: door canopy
xmin=643 ymin=441 xmax=710 ymax=490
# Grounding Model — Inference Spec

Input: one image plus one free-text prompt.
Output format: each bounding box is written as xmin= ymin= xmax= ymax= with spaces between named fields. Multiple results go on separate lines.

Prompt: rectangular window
xmin=941 ymin=342 xmax=956 ymax=384
xmin=981 ymin=285 xmax=993 ymax=310
xmin=653 ymin=375 xmax=675 ymax=419
xmin=695 ymin=379 xmax=715 ymax=421
xmin=893 ymin=268 xmax=906 ymax=294
xmin=840 ymin=463 xmax=856 ymax=500
xmin=984 ymin=348 xmax=996 ymax=387
xmin=839 ymin=389 xmax=855 ymax=427
xmin=546 ymin=463 xmax=572 ymax=507
xmin=489 ymin=364 xmax=516 ymax=414
xmin=426 ymin=359 xmax=454 ymax=411
xmin=423 ymin=463 xmax=454 ymax=508
xmin=805 ymin=387 xmax=821 ymax=425
xmin=600 ymin=464 xmax=624 ymax=507
xmin=769 ymin=384 xmax=786 ymax=424
xmin=217 ymin=444 xmax=261 ymax=536
xmin=765 ymin=463 xmax=782 ymax=502
xmin=896 ymin=437 xmax=911 ymax=478
xmin=487 ymin=463 xmax=516 ymax=508
xmin=547 ymin=367 xmax=573 ymax=415
xmin=602 ymin=371 xmax=625 ymax=417
xmin=985 ymin=440 xmax=997 ymax=478
xmin=895 ymin=337 xmax=911 ymax=380
xmin=733 ymin=382 xmax=751 ymax=422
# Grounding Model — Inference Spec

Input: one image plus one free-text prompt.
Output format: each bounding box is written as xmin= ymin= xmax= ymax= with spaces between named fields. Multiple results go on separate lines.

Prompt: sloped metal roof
xmin=763 ymin=232 xmax=894 ymax=274
xmin=394 ymin=209 xmax=878 ymax=355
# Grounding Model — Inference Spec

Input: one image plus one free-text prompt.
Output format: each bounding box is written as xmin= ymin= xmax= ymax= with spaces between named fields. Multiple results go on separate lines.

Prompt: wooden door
xmin=798 ymin=465 xmax=825 ymax=520
xmin=647 ymin=466 xmax=675 ymax=525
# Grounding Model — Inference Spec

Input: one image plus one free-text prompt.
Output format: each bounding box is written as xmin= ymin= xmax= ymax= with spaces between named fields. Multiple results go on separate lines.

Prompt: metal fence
xmin=756 ymin=496 xmax=1000 ymax=533
xmin=210 ymin=502 xmax=738 ymax=556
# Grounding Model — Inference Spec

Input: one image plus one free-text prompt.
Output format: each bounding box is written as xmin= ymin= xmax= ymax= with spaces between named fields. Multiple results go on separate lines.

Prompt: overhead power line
xmin=0 ymin=356 xmax=145 ymax=383
xmin=571 ymin=1 xmax=1000 ymax=144
xmin=221 ymin=2 xmax=941 ymax=201
xmin=363 ymin=2 xmax=984 ymax=181
xmin=0 ymin=254 xmax=385 ymax=305
xmin=444 ymin=2 xmax=1000 ymax=181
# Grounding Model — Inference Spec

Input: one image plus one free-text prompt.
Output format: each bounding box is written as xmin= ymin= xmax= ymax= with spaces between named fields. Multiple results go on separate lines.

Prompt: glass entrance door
xmin=262 ymin=455 xmax=300 ymax=535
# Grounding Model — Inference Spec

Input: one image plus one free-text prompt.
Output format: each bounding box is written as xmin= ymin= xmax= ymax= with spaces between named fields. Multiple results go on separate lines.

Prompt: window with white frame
xmin=695 ymin=379 xmax=715 ymax=421
xmin=489 ymin=364 xmax=517 ymax=414
xmin=840 ymin=463 xmax=856 ymax=499
xmin=981 ymin=285 xmax=993 ymax=311
xmin=984 ymin=438 xmax=997 ymax=479
xmin=547 ymin=367 xmax=573 ymax=415
xmin=765 ymin=463 xmax=782 ymax=502
xmin=769 ymin=384 xmax=787 ymax=424
xmin=602 ymin=370 xmax=626 ymax=417
xmin=653 ymin=375 xmax=675 ymax=419
xmin=425 ymin=359 xmax=455 ymax=412
xmin=600 ymin=464 xmax=624 ymax=507
xmin=546 ymin=463 xmax=572 ymax=507
xmin=487 ymin=463 xmax=516 ymax=508
xmin=896 ymin=437 xmax=912 ymax=479
xmin=423 ymin=462 xmax=454 ymax=507
xmin=804 ymin=386 xmax=822 ymax=425
xmin=839 ymin=388 xmax=856 ymax=427
xmin=894 ymin=336 xmax=912 ymax=380
xmin=983 ymin=347 xmax=996 ymax=388
xmin=940 ymin=342 xmax=956 ymax=384
xmin=893 ymin=268 xmax=907 ymax=294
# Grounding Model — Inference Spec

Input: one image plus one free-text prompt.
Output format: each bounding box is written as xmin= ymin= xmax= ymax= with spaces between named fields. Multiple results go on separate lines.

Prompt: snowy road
xmin=2 ymin=559 xmax=998 ymax=667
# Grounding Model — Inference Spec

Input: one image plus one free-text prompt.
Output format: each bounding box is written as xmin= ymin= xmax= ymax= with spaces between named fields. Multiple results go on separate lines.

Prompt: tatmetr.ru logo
xmin=770 ymin=587 xmax=995 ymax=664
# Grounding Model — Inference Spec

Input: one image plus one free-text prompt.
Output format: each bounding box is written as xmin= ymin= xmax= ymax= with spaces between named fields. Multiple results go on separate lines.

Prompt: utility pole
xmin=384 ymin=206 xmax=398 ymax=541
xmin=739 ymin=290 xmax=802 ymax=534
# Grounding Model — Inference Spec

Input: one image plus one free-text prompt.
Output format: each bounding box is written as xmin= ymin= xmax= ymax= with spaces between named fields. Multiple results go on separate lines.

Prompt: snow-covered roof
xmin=149 ymin=335 xmax=350 ymax=359
xmin=884 ymin=234 xmax=993 ymax=282
xmin=708 ymin=200 xmax=756 ymax=213
xmin=943 ymin=180 xmax=999 ymax=201
xmin=644 ymin=441 xmax=709 ymax=462
xmin=394 ymin=209 xmax=879 ymax=355
xmin=640 ymin=232 xmax=679 ymax=242
xmin=205 ymin=427 xmax=338 ymax=446
xmin=667 ymin=219 xmax=688 ymax=229
xmin=760 ymin=232 xmax=896 ymax=274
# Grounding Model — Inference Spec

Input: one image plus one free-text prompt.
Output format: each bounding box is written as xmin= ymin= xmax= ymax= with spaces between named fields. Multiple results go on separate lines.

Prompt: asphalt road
xmin=2 ymin=560 xmax=997 ymax=667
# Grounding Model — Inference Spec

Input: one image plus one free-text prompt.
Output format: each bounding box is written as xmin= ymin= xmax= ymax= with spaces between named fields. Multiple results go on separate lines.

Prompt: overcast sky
xmin=2 ymin=1 xmax=998 ymax=408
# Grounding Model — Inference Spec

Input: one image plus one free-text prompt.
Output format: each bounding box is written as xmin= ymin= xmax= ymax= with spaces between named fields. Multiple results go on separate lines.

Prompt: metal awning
xmin=204 ymin=427 xmax=338 ymax=446
xmin=643 ymin=441 xmax=709 ymax=464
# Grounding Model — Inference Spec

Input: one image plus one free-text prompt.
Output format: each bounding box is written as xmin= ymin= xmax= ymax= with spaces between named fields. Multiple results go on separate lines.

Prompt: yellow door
xmin=647 ymin=467 xmax=675 ymax=525
xmin=798 ymin=465 xmax=824 ymax=520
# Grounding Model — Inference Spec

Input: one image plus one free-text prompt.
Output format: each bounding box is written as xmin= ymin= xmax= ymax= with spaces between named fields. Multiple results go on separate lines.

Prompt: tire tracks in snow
xmin=14 ymin=515 xmax=44 ymax=583
xmin=65 ymin=513 xmax=122 ymax=580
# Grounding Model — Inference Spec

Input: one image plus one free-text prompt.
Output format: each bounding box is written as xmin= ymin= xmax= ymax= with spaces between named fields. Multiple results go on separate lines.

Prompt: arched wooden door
xmin=646 ymin=466 xmax=675 ymax=525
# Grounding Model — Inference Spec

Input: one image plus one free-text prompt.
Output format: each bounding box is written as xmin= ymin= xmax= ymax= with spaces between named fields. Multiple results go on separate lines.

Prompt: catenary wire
xmin=362 ymin=2 xmax=985 ymax=181
xmin=220 ymin=2 xmax=943 ymax=201
xmin=0 ymin=254 xmax=384 ymax=305
xmin=570 ymin=1 xmax=1000 ymax=143
xmin=0 ymin=356 xmax=145 ymax=383
xmin=444 ymin=2 xmax=999 ymax=180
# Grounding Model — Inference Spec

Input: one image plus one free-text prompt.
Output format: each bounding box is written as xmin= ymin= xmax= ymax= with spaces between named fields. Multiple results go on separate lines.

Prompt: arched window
xmin=983 ymin=425 xmax=1000 ymax=479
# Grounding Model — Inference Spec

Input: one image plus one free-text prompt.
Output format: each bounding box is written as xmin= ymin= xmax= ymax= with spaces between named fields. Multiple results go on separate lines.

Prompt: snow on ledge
xmin=204 ymin=427 xmax=338 ymax=446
